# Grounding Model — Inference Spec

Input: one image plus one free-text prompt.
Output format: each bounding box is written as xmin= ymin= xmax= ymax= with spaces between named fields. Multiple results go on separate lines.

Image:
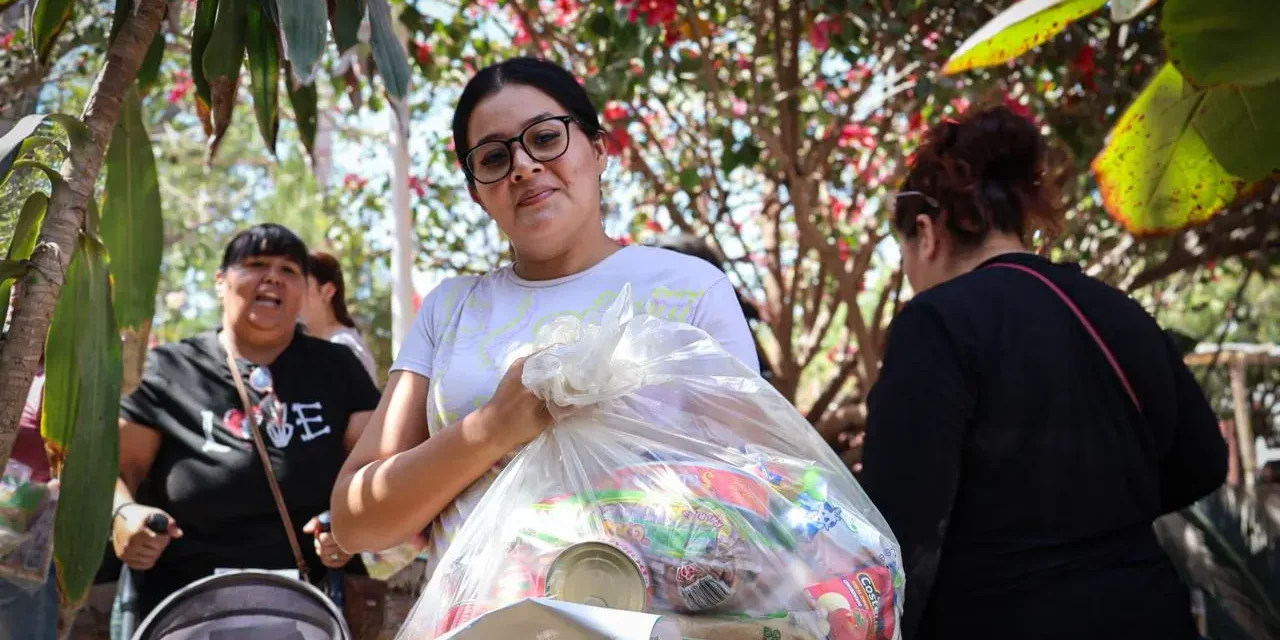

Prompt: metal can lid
xmin=546 ymin=541 xmax=649 ymax=611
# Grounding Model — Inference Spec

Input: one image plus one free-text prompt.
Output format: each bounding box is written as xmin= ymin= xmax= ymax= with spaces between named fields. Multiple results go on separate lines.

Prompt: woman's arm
xmin=112 ymin=421 xmax=182 ymax=568
xmin=330 ymin=360 xmax=551 ymax=553
xmin=1157 ymin=336 xmax=1228 ymax=513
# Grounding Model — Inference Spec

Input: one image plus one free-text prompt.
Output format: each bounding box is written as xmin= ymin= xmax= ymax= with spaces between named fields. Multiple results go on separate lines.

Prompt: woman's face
xmin=299 ymin=275 xmax=333 ymax=331
xmin=465 ymin=84 xmax=608 ymax=263
xmin=217 ymin=255 xmax=304 ymax=343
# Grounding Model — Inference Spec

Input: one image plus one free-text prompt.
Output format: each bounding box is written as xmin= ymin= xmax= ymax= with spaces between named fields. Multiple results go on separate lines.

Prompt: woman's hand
xmin=304 ymin=516 xmax=353 ymax=568
xmin=473 ymin=356 xmax=555 ymax=452
xmin=112 ymin=504 xmax=182 ymax=571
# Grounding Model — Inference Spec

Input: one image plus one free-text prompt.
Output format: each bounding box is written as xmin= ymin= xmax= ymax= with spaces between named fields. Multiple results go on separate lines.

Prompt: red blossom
xmin=603 ymin=101 xmax=628 ymax=123
xmin=625 ymin=0 xmax=678 ymax=26
xmin=414 ymin=41 xmax=432 ymax=65
xmin=830 ymin=196 xmax=848 ymax=221
xmin=0 ymin=32 xmax=13 ymax=50
xmin=412 ymin=292 xmax=423 ymax=312
xmin=837 ymin=124 xmax=875 ymax=149
xmin=1002 ymin=95 xmax=1032 ymax=120
xmin=1073 ymin=44 xmax=1097 ymax=91
xmin=645 ymin=219 xmax=664 ymax=233
xmin=731 ymin=99 xmax=748 ymax=117
xmin=837 ymin=237 xmax=851 ymax=262
xmin=604 ymin=127 xmax=631 ymax=156
xmin=167 ymin=70 xmax=194 ymax=105
xmin=343 ymin=173 xmax=368 ymax=191
xmin=808 ymin=17 xmax=839 ymax=51
xmin=408 ymin=175 xmax=429 ymax=198
xmin=617 ymin=233 xmax=634 ymax=246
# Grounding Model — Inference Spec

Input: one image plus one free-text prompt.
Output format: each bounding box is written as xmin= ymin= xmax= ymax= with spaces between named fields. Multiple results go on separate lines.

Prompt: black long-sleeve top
xmin=861 ymin=252 xmax=1227 ymax=640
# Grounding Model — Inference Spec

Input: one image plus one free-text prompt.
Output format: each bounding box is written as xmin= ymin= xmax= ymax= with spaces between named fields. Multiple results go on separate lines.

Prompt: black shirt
xmin=861 ymin=253 xmax=1227 ymax=640
xmin=120 ymin=328 xmax=380 ymax=614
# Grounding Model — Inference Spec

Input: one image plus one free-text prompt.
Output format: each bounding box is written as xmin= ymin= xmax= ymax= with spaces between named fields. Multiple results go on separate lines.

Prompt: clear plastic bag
xmin=398 ymin=285 xmax=903 ymax=640
xmin=0 ymin=459 xmax=57 ymax=592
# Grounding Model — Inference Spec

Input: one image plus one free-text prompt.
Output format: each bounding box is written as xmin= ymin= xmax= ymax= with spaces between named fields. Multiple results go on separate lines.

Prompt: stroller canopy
xmin=132 ymin=570 xmax=351 ymax=640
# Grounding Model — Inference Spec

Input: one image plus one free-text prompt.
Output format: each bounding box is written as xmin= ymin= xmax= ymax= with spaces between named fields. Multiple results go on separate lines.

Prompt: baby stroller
xmin=130 ymin=569 xmax=351 ymax=640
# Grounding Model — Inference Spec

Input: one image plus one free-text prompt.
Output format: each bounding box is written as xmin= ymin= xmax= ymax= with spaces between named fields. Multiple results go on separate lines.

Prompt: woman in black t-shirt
xmin=110 ymin=224 xmax=380 ymax=617
xmin=860 ymin=107 xmax=1228 ymax=640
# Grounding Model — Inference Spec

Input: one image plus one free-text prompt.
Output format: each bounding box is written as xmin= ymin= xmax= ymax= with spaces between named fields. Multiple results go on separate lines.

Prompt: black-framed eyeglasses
xmin=462 ymin=115 xmax=576 ymax=185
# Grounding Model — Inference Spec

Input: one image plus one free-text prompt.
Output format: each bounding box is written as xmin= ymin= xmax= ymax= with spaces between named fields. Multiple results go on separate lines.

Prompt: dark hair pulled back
xmin=895 ymin=105 xmax=1062 ymax=246
xmin=451 ymin=57 xmax=604 ymax=176
xmin=307 ymin=251 xmax=356 ymax=329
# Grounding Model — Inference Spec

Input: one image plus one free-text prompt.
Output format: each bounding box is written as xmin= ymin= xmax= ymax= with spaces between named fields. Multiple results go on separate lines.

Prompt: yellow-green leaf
xmin=368 ymin=0 xmax=411 ymax=100
xmin=45 ymin=234 xmax=121 ymax=607
xmin=943 ymin=0 xmax=1106 ymax=75
xmin=277 ymin=0 xmax=329 ymax=86
xmin=1108 ymin=0 xmax=1159 ymax=22
xmin=30 ymin=0 xmax=75 ymax=63
xmin=246 ymin=2 xmax=281 ymax=154
xmin=1093 ymin=64 xmax=1240 ymax=236
xmin=1163 ymin=0 xmax=1280 ymax=89
xmin=0 ymin=192 xmax=49 ymax=325
xmin=101 ymin=88 xmax=164 ymax=331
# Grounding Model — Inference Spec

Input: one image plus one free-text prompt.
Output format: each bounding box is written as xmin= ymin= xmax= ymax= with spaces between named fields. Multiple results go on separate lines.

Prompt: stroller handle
xmin=116 ymin=512 xmax=172 ymax=640
xmin=317 ymin=511 xmax=346 ymax=610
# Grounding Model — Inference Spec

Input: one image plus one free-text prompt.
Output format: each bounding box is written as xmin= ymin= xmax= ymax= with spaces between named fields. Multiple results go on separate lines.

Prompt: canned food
xmin=546 ymin=539 xmax=650 ymax=611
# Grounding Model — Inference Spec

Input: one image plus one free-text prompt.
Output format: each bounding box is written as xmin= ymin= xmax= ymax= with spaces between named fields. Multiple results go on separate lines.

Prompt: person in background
xmin=859 ymin=105 xmax=1227 ymax=640
xmin=329 ymin=57 xmax=759 ymax=576
xmin=301 ymin=250 xmax=379 ymax=384
xmin=0 ymin=351 xmax=57 ymax=640
xmin=651 ymin=233 xmax=775 ymax=383
xmin=110 ymin=224 xmax=380 ymax=619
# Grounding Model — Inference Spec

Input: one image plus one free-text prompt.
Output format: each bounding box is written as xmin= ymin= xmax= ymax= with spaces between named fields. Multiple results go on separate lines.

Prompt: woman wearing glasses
xmin=329 ymin=58 xmax=759 ymax=576
xmin=859 ymin=106 xmax=1227 ymax=640
xmin=110 ymin=224 xmax=381 ymax=619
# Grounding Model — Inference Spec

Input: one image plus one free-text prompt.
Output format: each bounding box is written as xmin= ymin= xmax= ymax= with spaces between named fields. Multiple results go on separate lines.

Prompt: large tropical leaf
xmin=1194 ymin=80 xmax=1280 ymax=184
xmin=286 ymin=63 xmax=319 ymax=161
xmin=1163 ymin=0 xmax=1280 ymax=89
xmin=191 ymin=0 xmax=219 ymax=107
xmin=101 ymin=88 xmax=164 ymax=331
xmin=367 ymin=0 xmax=411 ymax=101
xmin=1092 ymin=64 xmax=1239 ymax=236
xmin=246 ymin=2 xmax=281 ymax=153
xmin=942 ymin=0 xmax=1106 ymax=76
xmin=277 ymin=0 xmax=329 ymax=86
xmin=43 ymin=235 xmax=122 ymax=607
xmin=330 ymin=0 xmax=366 ymax=55
xmin=29 ymin=0 xmax=75 ymax=63
xmin=0 ymin=193 xmax=49 ymax=328
xmin=1155 ymin=485 xmax=1280 ymax=640
xmin=202 ymin=0 xmax=248 ymax=159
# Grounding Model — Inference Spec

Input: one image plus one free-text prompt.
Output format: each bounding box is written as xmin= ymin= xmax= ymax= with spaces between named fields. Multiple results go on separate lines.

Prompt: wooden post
xmin=1229 ymin=356 xmax=1256 ymax=492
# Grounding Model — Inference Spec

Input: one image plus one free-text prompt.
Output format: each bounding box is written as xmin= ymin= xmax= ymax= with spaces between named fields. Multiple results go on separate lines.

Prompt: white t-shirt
xmin=390 ymin=245 xmax=759 ymax=574
xmin=328 ymin=326 xmax=378 ymax=384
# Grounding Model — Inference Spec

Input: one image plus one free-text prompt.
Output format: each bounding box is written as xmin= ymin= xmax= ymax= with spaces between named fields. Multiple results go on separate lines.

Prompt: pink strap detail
xmin=990 ymin=263 xmax=1142 ymax=414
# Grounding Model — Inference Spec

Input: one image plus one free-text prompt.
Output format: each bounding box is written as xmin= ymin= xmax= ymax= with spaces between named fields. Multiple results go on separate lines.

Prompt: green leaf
xmin=285 ymin=63 xmax=319 ymax=161
xmin=679 ymin=167 xmax=699 ymax=192
xmin=1163 ymin=0 xmax=1280 ymax=88
xmin=101 ymin=88 xmax=164 ymax=331
xmin=330 ymin=0 xmax=366 ymax=54
xmin=942 ymin=0 xmax=1106 ymax=75
xmin=191 ymin=0 xmax=219 ymax=105
xmin=0 ymin=192 xmax=49 ymax=326
xmin=1092 ymin=64 xmax=1240 ymax=236
xmin=10 ymin=159 xmax=64 ymax=187
xmin=136 ymin=31 xmax=167 ymax=96
xmin=1108 ymin=0 xmax=1159 ymax=22
xmin=277 ymin=0 xmax=329 ymax=86
xmin=0 ymin=260 xmax=28 ymax=283
xmin=202 ymin=0 xmax=248 ymax=160
xmin=45 ymin=235 xmax=122 ymax=607
xmin=1193 ymin=80 xmax=1280 ymax=183
xmin=107 ymin=0 xmax=131 ymax=45
xmin=45 ymin=114 xmax=91 ymax=154
xmin=246 ymin=2 xmax=281 ymax=154
xmin=367 ymin=0 xmax=411 ymax=101
xmin=0 ymin=114 xmax=47 ymax=186
xmin=30 ymin=0 xmax=75 ymax=63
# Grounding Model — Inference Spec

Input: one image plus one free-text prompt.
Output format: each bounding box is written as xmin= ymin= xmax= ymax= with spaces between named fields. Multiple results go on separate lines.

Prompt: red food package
xmin=805 ymin=566 xmax=896 ymax=640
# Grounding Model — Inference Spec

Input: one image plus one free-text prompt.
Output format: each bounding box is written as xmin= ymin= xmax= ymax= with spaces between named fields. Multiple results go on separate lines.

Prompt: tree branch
xmin=0 ymin=0 xmax=168 ymax=469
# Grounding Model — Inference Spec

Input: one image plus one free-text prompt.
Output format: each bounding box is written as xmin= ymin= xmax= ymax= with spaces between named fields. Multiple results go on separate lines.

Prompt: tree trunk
xmin=0 ymin=0 xmax=168 ymax=471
